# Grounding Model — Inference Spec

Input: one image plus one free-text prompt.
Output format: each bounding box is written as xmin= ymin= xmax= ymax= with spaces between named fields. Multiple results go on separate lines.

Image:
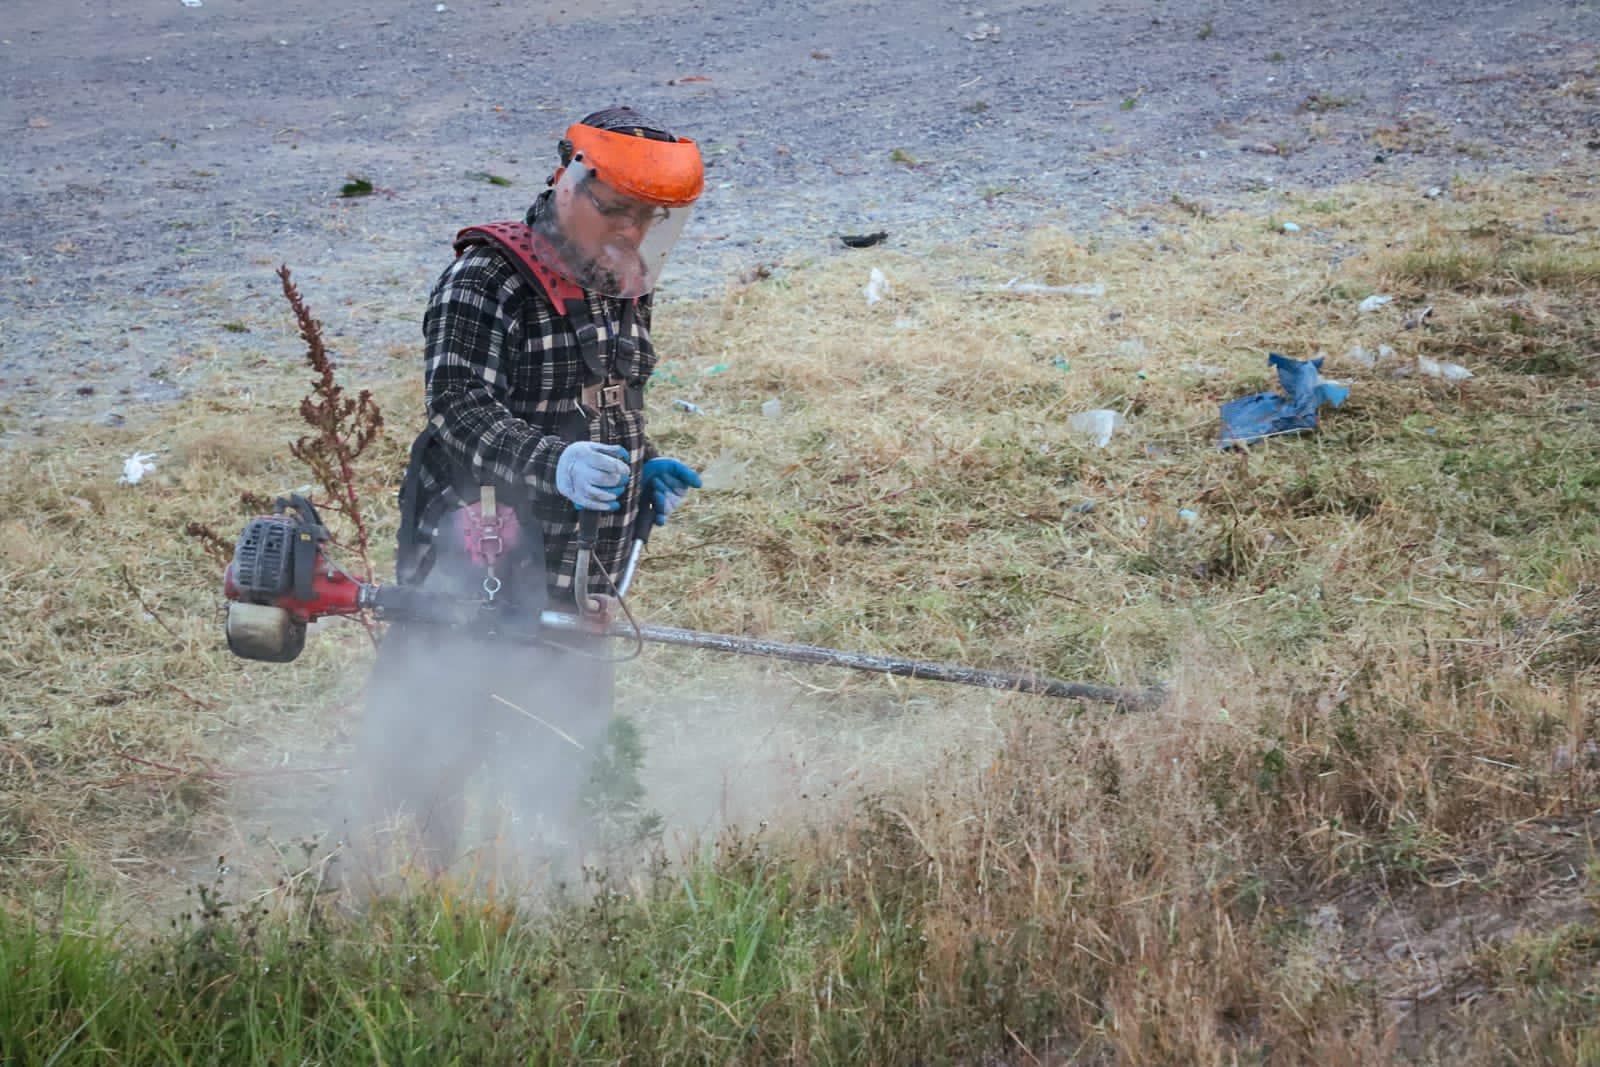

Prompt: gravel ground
xmin=1 ymin=0 xmax=1596 ymax=435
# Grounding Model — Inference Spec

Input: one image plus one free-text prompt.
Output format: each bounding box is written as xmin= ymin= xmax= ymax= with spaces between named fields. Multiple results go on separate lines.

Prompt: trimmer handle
xmin=631 ymin=491 xmax=658 ymax=546
xmin=573 ymin=506 xmax=601 ymax=614
xmin=577 ymin=506 xmax=601 ymax=548
xmin=575 ymin=491 xmax=657 ymax=609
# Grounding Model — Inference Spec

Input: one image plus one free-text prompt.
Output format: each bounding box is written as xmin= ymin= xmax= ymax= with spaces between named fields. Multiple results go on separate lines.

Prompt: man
xmin=342 ymin=107 xmax=705 ymax=885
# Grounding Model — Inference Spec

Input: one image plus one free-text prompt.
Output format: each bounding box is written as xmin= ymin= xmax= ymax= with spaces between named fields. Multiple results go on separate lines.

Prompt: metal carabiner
xmin=482 ymin=573 xmax=502 ymax=602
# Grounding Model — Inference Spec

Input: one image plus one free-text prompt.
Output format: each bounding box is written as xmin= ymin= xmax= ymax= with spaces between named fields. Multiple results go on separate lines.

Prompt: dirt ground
xmin=2 ymin=0 xmax=1596 ymax=436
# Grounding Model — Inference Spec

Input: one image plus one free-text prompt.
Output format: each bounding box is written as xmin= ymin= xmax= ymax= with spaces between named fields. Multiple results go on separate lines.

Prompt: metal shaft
xmin=538 ymin=611 xmax=1160 ymax=709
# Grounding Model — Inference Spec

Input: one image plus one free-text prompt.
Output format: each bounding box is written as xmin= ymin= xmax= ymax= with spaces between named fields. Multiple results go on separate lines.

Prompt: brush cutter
xmin=220 ymin=495 xmax=1159 ymax=709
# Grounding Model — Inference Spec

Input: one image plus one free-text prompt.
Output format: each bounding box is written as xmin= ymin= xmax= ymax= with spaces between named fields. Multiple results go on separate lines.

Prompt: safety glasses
xmin=580 ymin=180 xmax=670 ymax=229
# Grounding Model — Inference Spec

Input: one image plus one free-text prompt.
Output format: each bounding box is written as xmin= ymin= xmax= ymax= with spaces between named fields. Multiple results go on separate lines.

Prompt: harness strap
xmin=478 ymin=484 xmax=502 ymax=568
xmin=580 ymin=380 xmax=645 ymax=412
xmin=454 ymin=222 xmax=586 ymax=315
xmin=454 ymin=221 xmax=646 ymax=407
xmin=396 ymin=420 xmax=440 ymax=585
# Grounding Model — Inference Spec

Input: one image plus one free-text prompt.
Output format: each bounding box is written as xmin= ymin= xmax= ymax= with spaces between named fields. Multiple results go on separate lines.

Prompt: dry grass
xmin=3 ymin=164 xmax=1598 ymax=1059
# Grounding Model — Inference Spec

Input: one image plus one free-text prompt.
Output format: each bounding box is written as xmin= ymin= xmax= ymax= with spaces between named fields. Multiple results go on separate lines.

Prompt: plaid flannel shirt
xmin=406 ymin=224 xmax=659 ymax=600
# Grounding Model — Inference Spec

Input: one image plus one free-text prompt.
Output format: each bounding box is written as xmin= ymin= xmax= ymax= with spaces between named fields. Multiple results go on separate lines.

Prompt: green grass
xmin=0 ymin=840 xmax=929 ymax=1066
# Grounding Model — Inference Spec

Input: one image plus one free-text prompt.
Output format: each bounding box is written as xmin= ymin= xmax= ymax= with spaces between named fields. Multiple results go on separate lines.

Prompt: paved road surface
xmin=1 ymin=0 xmax=1594 ymax=428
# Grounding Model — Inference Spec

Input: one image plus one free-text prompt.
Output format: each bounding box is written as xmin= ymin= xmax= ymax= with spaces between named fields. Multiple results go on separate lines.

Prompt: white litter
xmin=760 ymin=398 xmax=783 ymax=418
xmin=1418 ymin=355 xmax=1473 ymax=381
xmin=863 ymin=267 xmax=891 ymax=306
xmin=697 ymin=451 xmax=750 ymax=491
xmin=1345 ymin=345 xmax=1375 ymax=368
xmin=989 ymin=277 xmax=1105 ymax=297
xmin=1280 ymin=221 xmax=1301 ymax=233
xmin=1378 ymin=344 xmax=1398 ymax=361
xmin=671 ymin=399 xmax=704 ymax=415
xmin=180 ymin=0 xmax=202 ymax=7
xmin=1067 ymin=410 xmax=1125 ymax=449
xmin=1358 ymin=294 xmax=1393 ymax=313
xmin=1178 ymin=508 xmax=1199 ymax=525
xmin=119 ymin=452 xmax=159 ymax=485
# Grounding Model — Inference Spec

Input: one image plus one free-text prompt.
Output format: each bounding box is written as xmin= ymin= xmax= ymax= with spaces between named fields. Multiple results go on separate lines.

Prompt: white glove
xmin=555 ymin=442 xmax=630 ymax=510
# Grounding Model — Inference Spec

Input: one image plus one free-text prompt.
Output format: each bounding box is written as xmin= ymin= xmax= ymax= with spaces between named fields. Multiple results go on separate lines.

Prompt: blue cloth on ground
xmin=1218 ymin=353 xmax=1350 ymax=448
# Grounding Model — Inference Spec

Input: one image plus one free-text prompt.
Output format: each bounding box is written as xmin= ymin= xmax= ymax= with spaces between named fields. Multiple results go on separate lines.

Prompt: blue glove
xmin=556 ymin=442 xmax=630 ymax=510
xmin=640 ymin=457 xmax=702 ymax=525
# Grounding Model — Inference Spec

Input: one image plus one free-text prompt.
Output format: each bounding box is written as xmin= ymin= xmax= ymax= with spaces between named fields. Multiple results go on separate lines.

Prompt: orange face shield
xmin=563 ymin=123 xmax=704 ymax=208
xmin=531 ymin=120 xmax=704 ymax=298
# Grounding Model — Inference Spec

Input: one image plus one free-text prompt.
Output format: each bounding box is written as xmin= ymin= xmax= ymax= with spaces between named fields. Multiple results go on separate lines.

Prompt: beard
xmin=530 ymin=192 xmax=654 ymax=298
xmin=573 ymin=242 xmax=649 ymax=298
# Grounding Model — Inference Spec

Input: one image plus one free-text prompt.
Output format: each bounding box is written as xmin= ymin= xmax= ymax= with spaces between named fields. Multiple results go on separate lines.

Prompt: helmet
xmin=532 ymin=108 xmax=704 ymax=298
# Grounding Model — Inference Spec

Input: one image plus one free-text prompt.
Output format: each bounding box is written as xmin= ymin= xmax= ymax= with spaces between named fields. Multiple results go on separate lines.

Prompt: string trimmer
xmin=220 ymin=495 xmax=1159 ymax=709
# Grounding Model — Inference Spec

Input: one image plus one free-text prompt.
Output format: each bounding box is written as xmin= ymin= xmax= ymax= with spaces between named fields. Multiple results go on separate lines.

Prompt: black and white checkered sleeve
xmin=422 ymin=253 xmax=567 ymax=499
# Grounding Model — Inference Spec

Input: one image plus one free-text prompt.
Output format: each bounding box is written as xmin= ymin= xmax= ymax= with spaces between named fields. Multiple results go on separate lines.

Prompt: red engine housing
xmin=223 ymin=556 xmax=366 ymax=623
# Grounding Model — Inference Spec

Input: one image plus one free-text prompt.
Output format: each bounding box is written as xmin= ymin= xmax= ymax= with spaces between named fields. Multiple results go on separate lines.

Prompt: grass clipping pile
xmin=2 ymin=167 xmax=1599 ymax=1062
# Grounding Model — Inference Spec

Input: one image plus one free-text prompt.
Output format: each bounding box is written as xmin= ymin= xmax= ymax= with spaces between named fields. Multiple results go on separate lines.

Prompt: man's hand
xmin=640 ymin=457 xmax=702 ymax=525
xmin=556 ymin=442 xmax=630 ymax=511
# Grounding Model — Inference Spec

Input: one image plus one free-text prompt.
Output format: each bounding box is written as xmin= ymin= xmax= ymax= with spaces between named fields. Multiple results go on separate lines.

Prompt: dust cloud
xmin=211 ymin=627 xmax=1016 ymax=901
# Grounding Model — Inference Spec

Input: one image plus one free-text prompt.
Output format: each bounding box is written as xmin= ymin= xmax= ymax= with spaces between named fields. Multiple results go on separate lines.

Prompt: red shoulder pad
xmin=453 ymin=221 xmax=585 ymax=313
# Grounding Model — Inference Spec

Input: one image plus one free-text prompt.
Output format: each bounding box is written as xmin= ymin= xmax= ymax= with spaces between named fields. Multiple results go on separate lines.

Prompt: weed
xmin=582 ymin=716 xmax=664 ymax=848
xmin=278 ymin=267 xmax=384 ymax=577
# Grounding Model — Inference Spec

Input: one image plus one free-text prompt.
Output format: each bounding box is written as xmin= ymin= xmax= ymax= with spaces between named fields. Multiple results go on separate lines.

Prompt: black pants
xmin=338 ymin=551 xmax=614 ymax=886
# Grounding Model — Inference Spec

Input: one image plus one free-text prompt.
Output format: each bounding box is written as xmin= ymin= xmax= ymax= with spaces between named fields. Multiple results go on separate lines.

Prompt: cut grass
xmin=2 ymin=165 xmax=1598 ymax=1062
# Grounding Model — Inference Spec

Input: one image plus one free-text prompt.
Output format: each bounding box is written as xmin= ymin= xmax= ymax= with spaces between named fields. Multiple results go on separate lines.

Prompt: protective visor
xmin=534 ymin=160 xmax=693 ymax=299
xmin=566 ymin=123 xmax=704 ymax=208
